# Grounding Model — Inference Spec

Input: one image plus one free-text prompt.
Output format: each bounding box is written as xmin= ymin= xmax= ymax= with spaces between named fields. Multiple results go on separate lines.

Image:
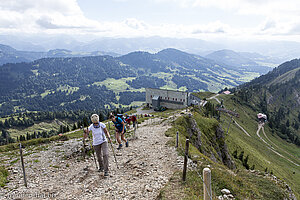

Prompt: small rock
xmin=221 ymin=189 xmax=231 ymax=195
xmin=145 ymin=186 xmax=153 ymax=192
xmin=218 ymin=195 xmax=224 ymax=200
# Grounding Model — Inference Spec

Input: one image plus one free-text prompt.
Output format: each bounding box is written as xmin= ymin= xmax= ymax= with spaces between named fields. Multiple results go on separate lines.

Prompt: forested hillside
xmin=0 ymin=48 xmax=270 ymax=116
xmin=232 ymin=59 xmax=300 ymax=146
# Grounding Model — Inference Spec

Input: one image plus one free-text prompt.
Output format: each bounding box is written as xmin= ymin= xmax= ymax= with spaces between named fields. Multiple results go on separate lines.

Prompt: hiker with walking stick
xmin=84 ymin=114 xmax=111 ymax=176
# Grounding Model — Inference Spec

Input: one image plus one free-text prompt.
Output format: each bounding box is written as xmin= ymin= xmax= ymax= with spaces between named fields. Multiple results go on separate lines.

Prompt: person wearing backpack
xmin=124 ymin=113 xmax=131 ymax=130
xmin=109 ymin=113 xmax=129 ymax=150
xmin=131 ymin=115 xmax=137 ymax=128
xmin=84 ymin=114 xmax=111 ymax=176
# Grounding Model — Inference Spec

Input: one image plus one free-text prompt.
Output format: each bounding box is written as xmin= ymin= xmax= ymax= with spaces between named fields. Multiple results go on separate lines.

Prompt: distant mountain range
xmin=0 ymin=48 xmax=272 ymax=116
xmin=0 ymin=35 xmax=297 ymax=62
xmin=0 ymin=42 xmax=275 ymax=71
xmin=205 ymin=49 xmax=274 ymax=73
xmin=0 ymin=44 xmax=119 ymax=66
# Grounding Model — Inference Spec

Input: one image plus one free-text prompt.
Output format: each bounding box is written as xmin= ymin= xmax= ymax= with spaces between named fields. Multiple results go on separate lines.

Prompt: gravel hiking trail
xmin=1 ymin=115 xmax=185 ymax=200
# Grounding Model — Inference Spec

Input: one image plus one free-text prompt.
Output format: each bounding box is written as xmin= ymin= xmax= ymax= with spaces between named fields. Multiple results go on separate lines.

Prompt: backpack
xmin=114 ymin=114 xmax=126 ymax=131
xmin=116 ymin=114 xmax=125 ymax=122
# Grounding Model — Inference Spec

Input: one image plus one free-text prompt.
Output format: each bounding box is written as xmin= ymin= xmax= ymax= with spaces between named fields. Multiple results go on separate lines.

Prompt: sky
xmin=1 ymin=0 xmax=300 ymax=42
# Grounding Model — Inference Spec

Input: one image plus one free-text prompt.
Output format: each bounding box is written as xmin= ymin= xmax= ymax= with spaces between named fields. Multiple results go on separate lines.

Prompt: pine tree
xmin=72 ymin=123 xmax=77 ymax=130
xmin=243 ymin=155 xmax=250 ymax=169
xmin=238 ymin=151 xmax=244 ymax=161
xmin=26 ymin=132 xmax=30 ymax=140
xmin=59 ymin=125 xmax=64 ymax=133
xmin=232 ymin=149 xmax=238 ymax=159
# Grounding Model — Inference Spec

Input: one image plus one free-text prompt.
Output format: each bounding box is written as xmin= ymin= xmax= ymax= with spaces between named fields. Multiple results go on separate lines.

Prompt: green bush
xmin=0 ymin=166 xmax=9 ymax=187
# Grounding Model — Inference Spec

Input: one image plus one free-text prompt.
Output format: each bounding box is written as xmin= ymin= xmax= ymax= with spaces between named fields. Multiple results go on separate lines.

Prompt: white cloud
xmin=0 ymin=0 xmax=100 ymax=34
xmin=0 ymin=0 xmax=299 ymax=42
xmin=124 ymin=18 xmax=148 ymax=30
xmin=191 ymin=21 xmax=231 ymax=34
xmin=154 ymin=0 xmax=300 ymax=37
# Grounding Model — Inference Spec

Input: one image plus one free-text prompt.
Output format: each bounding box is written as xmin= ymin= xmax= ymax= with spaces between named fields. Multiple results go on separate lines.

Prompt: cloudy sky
xmin=1 ymin=0 xmax=300 ymax=42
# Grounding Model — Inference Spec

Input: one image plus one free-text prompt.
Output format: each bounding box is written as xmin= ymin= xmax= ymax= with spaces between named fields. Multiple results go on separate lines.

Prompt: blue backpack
xmin=116 ymin=114 xmax=125 ymax=122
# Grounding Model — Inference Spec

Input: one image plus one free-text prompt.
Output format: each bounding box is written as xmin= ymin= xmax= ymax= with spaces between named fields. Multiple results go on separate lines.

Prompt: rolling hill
xmin=0 ymin=43 xmax=119 ymax=66
xmin=0 ymin=48 xmax=272 ymax=116
xmin=205 ymin=49 xmax=272 ymax=74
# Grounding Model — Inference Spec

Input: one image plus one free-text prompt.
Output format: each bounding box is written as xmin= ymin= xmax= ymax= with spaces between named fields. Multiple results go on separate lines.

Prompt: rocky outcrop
xmin=187 ymin=116 xmax=235 ymax=169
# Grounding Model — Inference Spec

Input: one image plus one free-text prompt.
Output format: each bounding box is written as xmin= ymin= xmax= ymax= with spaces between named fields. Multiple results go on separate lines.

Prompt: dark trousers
xmin=94 ymin=142 xmax=109 ymax=172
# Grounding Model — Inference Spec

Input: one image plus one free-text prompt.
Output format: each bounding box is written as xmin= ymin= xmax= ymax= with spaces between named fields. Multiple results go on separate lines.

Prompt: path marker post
xmin=182 ymin=139 xmax=189 ymax=182
xmin=19 ymin=143 xmax=27 ymax=187
xmin=176 ymin=131 xmax=179 ymax=148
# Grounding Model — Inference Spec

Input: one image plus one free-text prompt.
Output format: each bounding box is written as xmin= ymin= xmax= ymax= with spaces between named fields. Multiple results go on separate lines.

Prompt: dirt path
xmin=256 ymin=124 xmax=299 ymax=167
xmin=234 ymin=120 xmax=251 ymax=137
xmin=261 ymin=126 xmax=300 ymax=162
xmin=208 ymin=94 xmax=221 ymax=104
xmin=1 ymin=116 xmax=183 ymax=200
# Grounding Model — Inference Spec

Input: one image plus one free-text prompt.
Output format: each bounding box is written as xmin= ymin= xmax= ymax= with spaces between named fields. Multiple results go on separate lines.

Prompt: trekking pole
xmin=109 ymin=139 xmax=119 ymax=169
xmin=81 ymin=126 xmax=87 ymax=159
xmin=84 ymin=126 xmax=98 ymax=170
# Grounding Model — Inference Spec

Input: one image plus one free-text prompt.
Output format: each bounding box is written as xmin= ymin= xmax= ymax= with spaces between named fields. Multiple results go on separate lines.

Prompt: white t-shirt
xmin=88 ymin=122 xmax=107 ymax=146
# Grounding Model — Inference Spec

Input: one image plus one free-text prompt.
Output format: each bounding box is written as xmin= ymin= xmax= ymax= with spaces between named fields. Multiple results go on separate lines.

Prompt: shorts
xmin=116 ymin=127 xmax=126 ymax=134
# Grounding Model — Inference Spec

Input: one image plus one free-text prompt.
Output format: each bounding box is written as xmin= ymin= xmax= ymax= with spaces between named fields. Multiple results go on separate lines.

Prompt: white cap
xmin=91 ymin=114 xmax=99 ymax=123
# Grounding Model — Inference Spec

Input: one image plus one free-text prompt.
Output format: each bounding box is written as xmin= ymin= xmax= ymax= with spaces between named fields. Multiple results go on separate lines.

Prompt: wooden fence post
xmin=182 ymin=139 xmax=189 ymax=182
xmin=203 ymin=168 xmax=212 ymax=200
xmin=19 ymin=143 xmax=27 ymax=187
xmin=176 ymin=131 xmax=179 ymax=148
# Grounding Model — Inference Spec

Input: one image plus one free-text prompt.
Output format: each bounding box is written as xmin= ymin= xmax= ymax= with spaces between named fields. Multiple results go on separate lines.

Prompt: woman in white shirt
xmin=84 ymin=114 xmax=111 ymax=176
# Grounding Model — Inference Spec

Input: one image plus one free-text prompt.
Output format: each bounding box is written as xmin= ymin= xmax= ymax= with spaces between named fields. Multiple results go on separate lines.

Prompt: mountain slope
xmin=0 ymin=48 xmax=272 ymax=116
xmin=205 ymin=49 xmax=272 ymax=74
xmin=233 ymin=58 xmax=300 ymax=146
xmin=0 ymin=44 xmax=42 ymax=65
xmin=210 ymin=93 xmax=300 ymax=199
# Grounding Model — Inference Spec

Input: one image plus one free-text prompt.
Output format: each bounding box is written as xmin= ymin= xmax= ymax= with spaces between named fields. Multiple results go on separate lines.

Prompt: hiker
xmin=125 ymin=113 xmax=131 ymax=130
xmin=131 ymin=115 xmax=137 ymax=128
xmin=109 ymin=114 xmax=128 ymax=150
xmin=84 ymin=114 xmax=111 ymax=176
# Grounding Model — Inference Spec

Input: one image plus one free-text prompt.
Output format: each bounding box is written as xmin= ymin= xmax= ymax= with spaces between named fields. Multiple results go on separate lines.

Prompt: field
xmin=7 ymin=119 xmax=70 ymax=139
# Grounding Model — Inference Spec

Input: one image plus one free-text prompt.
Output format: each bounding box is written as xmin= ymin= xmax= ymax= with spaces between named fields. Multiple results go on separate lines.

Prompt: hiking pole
xmin=81 ymin=126 xmax=87 ymax=159
xmin=84 ymin=126 xmax=98 ymax=170
xmin=109 ymin=139 xmax=119 ymax=169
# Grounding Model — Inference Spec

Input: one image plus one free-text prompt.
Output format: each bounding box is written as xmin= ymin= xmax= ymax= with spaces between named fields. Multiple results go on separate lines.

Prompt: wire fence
xmin=176 ymin=131 xmax=215 ymax=200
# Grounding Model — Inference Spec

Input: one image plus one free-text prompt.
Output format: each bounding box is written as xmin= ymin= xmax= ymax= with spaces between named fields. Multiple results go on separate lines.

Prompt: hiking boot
xmin=126 ymin=141 xmax=129 ymax=147
xmin=117 ymin=144 xmax=123 ymax=150
xmin=98 ymin=168 xmax=104 ymax=172
xmin=104 ymin=171 xmax=109 ymax=176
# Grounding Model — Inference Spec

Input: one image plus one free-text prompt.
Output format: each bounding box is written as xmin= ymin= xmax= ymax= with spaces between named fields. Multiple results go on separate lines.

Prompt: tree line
xmin=0 ymin=106 xmax=133 ymax=146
